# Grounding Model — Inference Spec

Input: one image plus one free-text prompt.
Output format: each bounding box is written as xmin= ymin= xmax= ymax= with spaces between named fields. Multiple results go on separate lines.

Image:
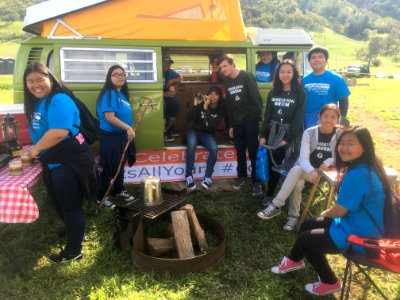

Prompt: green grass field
xmin=1 ymin=77 xmax=400 ymax=299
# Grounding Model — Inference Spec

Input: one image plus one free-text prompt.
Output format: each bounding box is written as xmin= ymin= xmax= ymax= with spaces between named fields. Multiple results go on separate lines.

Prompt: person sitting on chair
xmin=185 ymin=86 xmax=225 ymax=191
xmin=269 ymin=126 xmax=391 ymax=296
xmin=258 ymin=104 xmax=343 ymax=231
xmin=163 ymin=55 xmax=183 ymax=142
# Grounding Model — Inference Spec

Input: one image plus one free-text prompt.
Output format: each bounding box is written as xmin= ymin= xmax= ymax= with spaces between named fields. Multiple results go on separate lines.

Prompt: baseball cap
xmin=163 ymin=55 xmax=174 ymax=64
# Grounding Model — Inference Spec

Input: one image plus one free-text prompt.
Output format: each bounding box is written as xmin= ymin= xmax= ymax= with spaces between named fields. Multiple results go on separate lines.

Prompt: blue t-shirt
xmin=29 ymin=93 xmax=80 ymax=145
xmin=256 ymin=63 xmax=279 ymax=82
xmin=163 ymin=69 xmax=181 ymax=90
xmin=97 ymin=89 xmax=133 ymax=133
xmin=329 ymin=164 xmax=385 ymax=254
xmin=28 ymin=92 xmax=80 ymax=169
xmin=302 ymin=70 xmax=350 ymax=114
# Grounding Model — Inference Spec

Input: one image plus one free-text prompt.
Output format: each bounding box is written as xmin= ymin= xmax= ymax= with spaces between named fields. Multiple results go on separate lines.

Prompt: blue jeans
xmin=185 ymin=129 xmax=218 ymax=178
xmin=233 ymin=119 xmax=259 ymax=182
xmin=50 ymin=165 xmax=85 ymax=256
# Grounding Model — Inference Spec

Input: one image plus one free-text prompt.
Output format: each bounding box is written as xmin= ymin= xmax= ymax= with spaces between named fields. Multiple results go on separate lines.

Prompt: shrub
xmin=371 ymin=58 xmax=381 ymax=67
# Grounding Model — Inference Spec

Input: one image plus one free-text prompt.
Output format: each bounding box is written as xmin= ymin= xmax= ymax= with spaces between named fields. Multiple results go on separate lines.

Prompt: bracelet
xmin=126 ymin=126 xmax=131 ymax=131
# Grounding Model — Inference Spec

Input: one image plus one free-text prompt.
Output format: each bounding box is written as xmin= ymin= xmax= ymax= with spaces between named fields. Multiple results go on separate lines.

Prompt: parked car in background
xmin=345 ymin=64 xmax=370 ymax=78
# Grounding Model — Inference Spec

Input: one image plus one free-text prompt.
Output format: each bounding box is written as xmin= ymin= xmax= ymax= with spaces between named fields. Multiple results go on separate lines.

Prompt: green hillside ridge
xmin=311 ymin=28 xmax=399 ymax=75
xmin=0 ymin=21 xmax=26 ymax=57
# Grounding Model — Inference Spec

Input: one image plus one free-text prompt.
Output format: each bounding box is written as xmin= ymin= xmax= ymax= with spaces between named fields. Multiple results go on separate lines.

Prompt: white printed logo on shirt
xmin=32 ymin=112 xmax=41 ymax=130
xmin=304 ymin=83 xmax=330 ymax=96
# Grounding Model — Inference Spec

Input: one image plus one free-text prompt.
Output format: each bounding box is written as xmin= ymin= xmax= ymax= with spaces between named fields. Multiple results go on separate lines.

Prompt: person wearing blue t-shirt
xmin=302 ymin=46 xmax=350 ymax=128
xmin=271 ymin=126 xmax=391 ymax=296
xmin=163 ymin=55 xmax=183 ymax=142
xmin=24 ymin=62 xmax=97 ymax=263
xmin=255 ymin=51 xmax=279 ymax=83
xmin=96 ymin=65 xmax=136 ymax=209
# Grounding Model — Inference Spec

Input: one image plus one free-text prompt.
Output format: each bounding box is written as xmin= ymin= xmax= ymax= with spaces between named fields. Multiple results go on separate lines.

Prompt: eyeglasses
xmin=111 ymin=72 xmax=126 ymax=78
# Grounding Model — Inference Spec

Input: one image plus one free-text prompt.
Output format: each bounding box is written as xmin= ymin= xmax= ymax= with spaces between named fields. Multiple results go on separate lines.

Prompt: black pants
xmin=50 ymin=165 xmax=85 ymax=256
xmin=288 ymin=217 xmax=340 ymax=284
xmin=266 ymin=147 xmax=286 ymax=197
xmin=233 ymin=119 xmax=259 ymax=182
xmin=98 ymin=130 xmax=128 ymax=199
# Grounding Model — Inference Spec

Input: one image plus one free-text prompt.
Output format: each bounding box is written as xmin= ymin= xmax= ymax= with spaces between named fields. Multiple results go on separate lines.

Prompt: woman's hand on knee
xmin=309 ymin=170 xmax=319 ymax=184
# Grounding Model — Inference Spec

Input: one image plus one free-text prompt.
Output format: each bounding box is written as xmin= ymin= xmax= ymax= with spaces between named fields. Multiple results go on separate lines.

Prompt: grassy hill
xmin=0 ymin=21 xmax=25 ymax=57
xmin=311 ymin=28 xmax=399 ymax=75
xmin=311 ymin=28 xmax=366 ymax=70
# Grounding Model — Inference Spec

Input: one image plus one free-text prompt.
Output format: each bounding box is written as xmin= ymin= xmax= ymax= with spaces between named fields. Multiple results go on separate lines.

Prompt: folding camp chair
xmin=299 ymin=169 xmax=337 ymax=223
xmin=266 ymin=141 xmax=335 ymax=223
xmin=340 ymin=234 xmax=400 ymax=300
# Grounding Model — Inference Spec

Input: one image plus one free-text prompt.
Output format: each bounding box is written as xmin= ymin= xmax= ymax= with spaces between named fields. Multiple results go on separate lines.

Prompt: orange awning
xmin=24 ymin=0 xmax=246 ymax=41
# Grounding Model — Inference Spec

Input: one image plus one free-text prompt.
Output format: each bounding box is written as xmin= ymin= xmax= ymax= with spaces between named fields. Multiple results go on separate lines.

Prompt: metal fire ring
xmin=130 ymin=214 xmax=226 ymax=274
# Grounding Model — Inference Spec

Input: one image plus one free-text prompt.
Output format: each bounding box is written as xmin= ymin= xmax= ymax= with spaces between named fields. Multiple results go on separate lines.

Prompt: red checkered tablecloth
xmin=0 ymin=145 xmax=42 ymax=224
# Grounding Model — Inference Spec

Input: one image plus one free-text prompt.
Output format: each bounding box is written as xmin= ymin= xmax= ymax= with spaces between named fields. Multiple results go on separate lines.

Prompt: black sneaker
xmin=201 ymin=177 xmax=212 ymax=190
xmin=170 ymin=130 xmax=179 ymax=137
xmin=186 ymin=175 xmax=197 ymax=190
xmin=49 ymin=249 xmax=82 ymax=263
xmin=261 ymin=195 xmax=274 ymax=208
xmin=233 ymin=177 xmax=246 ymax=190
xmin=252 ymin=182 xmax=263 ymax=196
xmin=257 ymin=203 xmax=281 ymax=220
xmin=164 ymin=132 xmax=175 ymax=142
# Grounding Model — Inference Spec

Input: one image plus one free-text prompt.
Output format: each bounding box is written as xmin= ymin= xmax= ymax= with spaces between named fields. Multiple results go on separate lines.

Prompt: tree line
xmin=240 ymin=0 xmax=400 ymax=64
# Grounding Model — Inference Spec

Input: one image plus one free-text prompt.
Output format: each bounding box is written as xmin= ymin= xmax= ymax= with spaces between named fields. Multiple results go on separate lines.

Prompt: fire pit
xmin=130 ymin=214 xmax=226 ymax=274
xmin=115 ymin=188 xmax=226 ymax=274
xmin=116 ymin=188 xmax=186 ymax=250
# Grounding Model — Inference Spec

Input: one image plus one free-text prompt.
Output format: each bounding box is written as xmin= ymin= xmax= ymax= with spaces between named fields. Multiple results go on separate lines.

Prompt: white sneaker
xmin=283 ymin=217 xmax=298 ymax=231
xmin=96 ymin=197 xmax=116 ymax=209
xmin=116 ymin=190 xmax=135 ymax=201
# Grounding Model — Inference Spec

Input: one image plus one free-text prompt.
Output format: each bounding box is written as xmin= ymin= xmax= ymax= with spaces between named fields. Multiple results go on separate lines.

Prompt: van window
xmin=60 ymin=47 xmax=157 ymax=83
xmin=255 ymin=50 xmax=307 ymax=82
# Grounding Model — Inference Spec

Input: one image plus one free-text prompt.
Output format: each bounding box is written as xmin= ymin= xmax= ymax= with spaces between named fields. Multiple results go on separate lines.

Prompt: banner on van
xmin=124 ymin=148 xmax=251 ymax=183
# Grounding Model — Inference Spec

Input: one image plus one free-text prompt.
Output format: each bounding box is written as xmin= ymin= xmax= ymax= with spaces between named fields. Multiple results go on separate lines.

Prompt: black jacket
xmin=40 ymin=134 xmax=98 ymax=201
xmin=186 ymin=101 xmax=225 ymax=134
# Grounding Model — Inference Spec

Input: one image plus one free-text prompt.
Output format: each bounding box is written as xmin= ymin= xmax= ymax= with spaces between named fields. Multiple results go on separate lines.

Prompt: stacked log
xmin=145 ymin=205 xmax=208 ymax=258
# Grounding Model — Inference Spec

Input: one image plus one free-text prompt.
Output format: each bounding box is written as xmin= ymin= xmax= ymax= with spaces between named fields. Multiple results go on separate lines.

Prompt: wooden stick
xmin=171 ymin=210 xmax=195 ymax=259
xmin=180 ymin=204 xmax=208 ymax=253
xmin=100 ymin=98 xmax=153 ymax=206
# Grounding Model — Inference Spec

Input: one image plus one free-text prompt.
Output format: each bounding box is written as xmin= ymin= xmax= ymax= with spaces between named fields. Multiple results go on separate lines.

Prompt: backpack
xmin=363 ymin=190 xmax=400 ymax=239
xmin=383 ymin=191 xmax=400 ymax=239
xmin=46 ymin=92 xmax=101 ymax=145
